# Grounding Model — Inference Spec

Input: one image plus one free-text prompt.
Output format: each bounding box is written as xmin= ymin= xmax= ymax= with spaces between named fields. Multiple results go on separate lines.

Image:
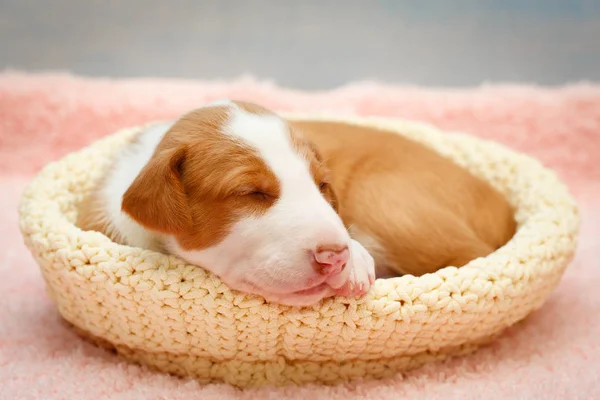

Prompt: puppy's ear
xmin=122 ymin=147 xmax=193 ymax=234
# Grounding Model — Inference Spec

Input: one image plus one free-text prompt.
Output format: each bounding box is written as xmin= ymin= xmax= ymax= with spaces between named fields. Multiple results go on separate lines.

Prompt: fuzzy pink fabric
xmin=1 ymin=72 xmax=598 ymax=400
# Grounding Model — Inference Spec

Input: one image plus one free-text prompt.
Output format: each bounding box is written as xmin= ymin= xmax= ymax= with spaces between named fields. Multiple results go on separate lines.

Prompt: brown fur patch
xmin=121 ymin=106 xmax=280 ymax=251
xmin=293 ymin=120 xmax=517 ymax=276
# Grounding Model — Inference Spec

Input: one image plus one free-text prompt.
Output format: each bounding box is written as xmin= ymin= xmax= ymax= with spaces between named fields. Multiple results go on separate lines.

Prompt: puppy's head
xmin=122 ymin=101 xmax=350 ymax=306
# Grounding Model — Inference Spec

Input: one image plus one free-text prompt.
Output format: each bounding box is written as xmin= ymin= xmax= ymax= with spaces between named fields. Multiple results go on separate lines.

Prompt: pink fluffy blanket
xmin=1 ymin=72 xmax=598 ymax=400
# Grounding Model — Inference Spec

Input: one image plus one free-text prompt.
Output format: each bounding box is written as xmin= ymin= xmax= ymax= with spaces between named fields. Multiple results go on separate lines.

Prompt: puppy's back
xmin=294 ymin=120 xmax=517 ymax=276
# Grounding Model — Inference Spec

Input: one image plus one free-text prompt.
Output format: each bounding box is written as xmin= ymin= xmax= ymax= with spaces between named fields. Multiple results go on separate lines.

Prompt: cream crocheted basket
xmin=19 ymin=114 xmax=580 ymax=388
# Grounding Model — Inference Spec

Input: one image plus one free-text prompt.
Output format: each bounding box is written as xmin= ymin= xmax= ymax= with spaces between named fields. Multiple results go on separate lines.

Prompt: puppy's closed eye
xmin=235 ymin=186 xmax=276 ymax=201
xmin=247 ymin=190 xmax=274 ymax=202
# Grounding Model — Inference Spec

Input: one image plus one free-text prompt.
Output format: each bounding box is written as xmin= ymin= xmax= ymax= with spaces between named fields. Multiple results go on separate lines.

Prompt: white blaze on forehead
xmin=219 ymin=104 xmax=347 ymax=234
xmin=221 ymin=105 xmax=312 ymax=190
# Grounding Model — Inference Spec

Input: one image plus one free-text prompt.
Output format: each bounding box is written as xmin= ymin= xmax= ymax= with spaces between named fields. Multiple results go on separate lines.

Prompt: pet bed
xmin=19 ymin=114 xmax=580 ymax=387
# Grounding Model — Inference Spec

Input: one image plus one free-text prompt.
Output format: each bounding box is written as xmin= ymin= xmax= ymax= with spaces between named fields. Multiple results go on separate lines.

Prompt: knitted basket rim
xmin=19 ymin=114 xmax=580 ymax=387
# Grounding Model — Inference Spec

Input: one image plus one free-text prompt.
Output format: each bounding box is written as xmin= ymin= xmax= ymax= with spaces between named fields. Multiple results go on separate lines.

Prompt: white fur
xmin=103 ymin=103 xmax=375 ymax=306
xmin=103 ymin=122 xmax=173 ymax=250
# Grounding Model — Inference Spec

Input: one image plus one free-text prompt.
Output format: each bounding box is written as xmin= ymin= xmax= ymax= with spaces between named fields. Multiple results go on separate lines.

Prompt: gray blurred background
xmin=1 ymin=0 xmax=599 ymax=90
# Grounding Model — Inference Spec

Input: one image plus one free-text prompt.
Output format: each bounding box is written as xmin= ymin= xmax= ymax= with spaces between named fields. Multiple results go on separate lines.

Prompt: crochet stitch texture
xmin=19 ymin=115 xmax=580 ymax=387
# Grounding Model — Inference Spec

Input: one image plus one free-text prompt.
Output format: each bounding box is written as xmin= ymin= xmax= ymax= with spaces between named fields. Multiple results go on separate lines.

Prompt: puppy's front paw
xmin=333 ymin=239 xmax=375 ymax=298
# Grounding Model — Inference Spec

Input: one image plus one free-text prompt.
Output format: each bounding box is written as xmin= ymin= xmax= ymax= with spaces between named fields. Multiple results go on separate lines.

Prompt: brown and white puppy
xmin=78 ymin=100 xmax=516 ymax=307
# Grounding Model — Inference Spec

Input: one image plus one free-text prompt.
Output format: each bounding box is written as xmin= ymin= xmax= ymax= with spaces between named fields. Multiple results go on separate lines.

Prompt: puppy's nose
xmin=313 ymin=245 xmax=349 ymax=276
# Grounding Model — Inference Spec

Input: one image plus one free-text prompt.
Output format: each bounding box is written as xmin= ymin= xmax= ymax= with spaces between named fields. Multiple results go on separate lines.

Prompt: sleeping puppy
xmin=78 ymin=100 xmax=516 ymax=306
